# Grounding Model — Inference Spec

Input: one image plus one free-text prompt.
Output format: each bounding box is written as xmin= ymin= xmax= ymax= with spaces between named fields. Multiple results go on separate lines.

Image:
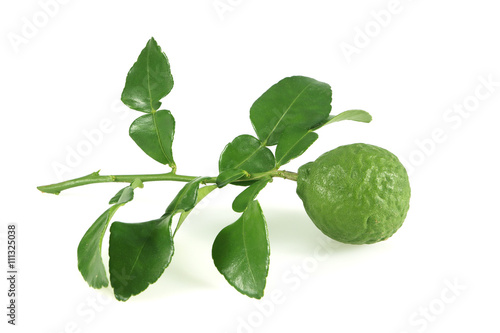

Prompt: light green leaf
xmin=121 ymin=37 xmax=174 ymax=113
xmin=78 ymin=184 xmax=137 ymax=289
xmin=320 ymin=109 xmax=372 ymax=127
xmin=232 ymin=178 xmax=271 ymax=213
xmin=109 ymin=186 xmax=134 ymax=205
xmin=216 ymin=169 xmax=248 ymax=188
xmin=250 ymin=76 xmax=332 ymax=146
xmin=212 ymin=200 xmax=269 ymax=299
xmin=175 ymin=185 xmax=218 ymax=235
xmin=275 ymin=127 xmax=319 ymax=167
xmin=78 ymin=206 xmax=120 ymax=289
xmin=131 ymin=178 xmax=144 ymax=189
xmin=219 ymin=135 xmax=275 ymax=174
xmin=129 ymin=109 xmax=175 ymax=167
xmin=109 ymin=216 xmax=174 ymax=301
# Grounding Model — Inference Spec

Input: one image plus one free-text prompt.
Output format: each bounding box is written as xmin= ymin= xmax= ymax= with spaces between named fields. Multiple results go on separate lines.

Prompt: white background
xmin=1 ymin=0 xmax=499 ymax=332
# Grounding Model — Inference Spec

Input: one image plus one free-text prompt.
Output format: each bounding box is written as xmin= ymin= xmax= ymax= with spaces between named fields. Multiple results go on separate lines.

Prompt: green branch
xmin=37 ymin=169 xmax=298 ymax=195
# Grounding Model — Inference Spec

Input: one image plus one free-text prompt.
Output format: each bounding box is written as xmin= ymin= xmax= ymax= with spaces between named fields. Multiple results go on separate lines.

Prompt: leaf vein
xmin=262 ymin=82 xmax=313 ymax=145
xmin=233 ymin=144 xmax=265 ymax=170
xmin=241 ymin=217 xmax=258 ymax=289
xmin=152 ymin=111 xmax=171 ymax=165
xmin=146 ymin=43 xmax=154 ymax=112
xmin=276 ymin=131 xmax=310 ymax=166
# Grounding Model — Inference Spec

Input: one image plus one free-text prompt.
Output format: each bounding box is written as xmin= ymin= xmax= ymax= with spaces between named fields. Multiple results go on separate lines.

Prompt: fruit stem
xmin=273 ymin=170 xmax=298 ymax=181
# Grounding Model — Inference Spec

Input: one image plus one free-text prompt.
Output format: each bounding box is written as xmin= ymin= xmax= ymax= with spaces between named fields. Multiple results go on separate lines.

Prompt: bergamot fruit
xmin=296 ymin=143 xmax=411 ymax=244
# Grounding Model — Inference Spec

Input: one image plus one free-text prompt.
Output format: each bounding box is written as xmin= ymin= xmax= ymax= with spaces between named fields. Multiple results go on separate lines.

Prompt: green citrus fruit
xmin=296 ymin=143 xmax=411 ymax=244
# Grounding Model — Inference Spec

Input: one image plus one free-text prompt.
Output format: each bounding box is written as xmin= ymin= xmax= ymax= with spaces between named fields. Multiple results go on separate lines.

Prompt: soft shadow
xmin=114 ymin=206 xmax=366 ymax=302
xmin=263 ymin=206 xmax=362 ymax=256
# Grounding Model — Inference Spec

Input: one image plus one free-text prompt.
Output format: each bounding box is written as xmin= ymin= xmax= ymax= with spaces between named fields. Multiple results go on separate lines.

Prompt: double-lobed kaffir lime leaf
xmin=108 ymin=177 xmax=208 ymax=301
xmin=122 ymin=38 xmax=177 ymax=169
xmin=249 ymin=76 xmax=372 ymax=168
xmin=77 ymin=181 xmax=142 ymax=289
xmin=212 ymin=200 xmax=270 ymax=299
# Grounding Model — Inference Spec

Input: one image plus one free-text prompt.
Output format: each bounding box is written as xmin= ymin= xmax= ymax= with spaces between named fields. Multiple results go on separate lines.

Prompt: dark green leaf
xmin=275 ymin=127 xmax=318 ymax=167
xmin=108 ymin=177 xmax=211 ymax=301
xmin=250 ymin=76 xmax=331 ymax=146
xmin=129 ymin=109 xmax=176 ymax=167
xmin=121 ymin=37 xmax=174 ymax=113
xmin=109 ymin=216 xmax=174 ymax=301
xmin=321 ymin=109 xmax=372 ymax=127
xmin=212 ymin=200 xmax=269 ymax=299
xmin=219 ymin=135 xmax=275 ymax=174
xmin=216 ymin=169 xmax=248 ymax=188
xmin=78 ymin=184 xmax=138 ymax=289
xmin=232 ymin=178 xmax=271 ymax=213
xmin=175 ymin=185 xmax=218 ymax=235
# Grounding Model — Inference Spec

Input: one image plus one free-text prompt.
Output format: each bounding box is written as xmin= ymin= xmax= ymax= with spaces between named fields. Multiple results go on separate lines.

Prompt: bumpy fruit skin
xmin=296 ymin=143 xmax=410 ymax=244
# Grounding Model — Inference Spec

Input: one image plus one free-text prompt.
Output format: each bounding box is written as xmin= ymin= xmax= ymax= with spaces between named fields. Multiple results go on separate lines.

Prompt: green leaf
xmin=219 ymin=135 xmax=275 ymax=174
xmin=175 ymin=184 xmax=218 ymax=235
xmin=78 ymin=206 xmax=120 ymax=289
xmin=78 ymin=184 xmax=137 ymax=289
xmin=109 ymin=216 xmax=174 ymax=301
xmin=165 ymin=177 xmax=208 ymax=216
xmin=250 ymin=76 xmax=332 ymax=146
xmin=129 ymin=109 xmax=176 ymax=167
xmin=232 ymin=178 xmax=271 ymax=213
xmin=109 ymin=186 xmax=134 ymax=205
xmin=108 ymin=177 xmax=209 ymax=301
xmin=121 ymin=37 xmax=174 ymax=113
xmin=216 ymin=169 xmax=248 ymax=188
xmin=320 ymin=109 xmax=372 ymax=127
xmin=212 ymin=200 xmax=270 ymax=299
xmin=275 ymin=127 xmax=319 ymax=167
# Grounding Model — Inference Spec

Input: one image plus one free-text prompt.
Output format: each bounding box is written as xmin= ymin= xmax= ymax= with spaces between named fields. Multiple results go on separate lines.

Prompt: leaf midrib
xmin=241 ymin=216 xmax=258 ymax=291
xmin=232 ymin=143 xmax=266 ymax=170
xmin=276 ymin=130 xmax=311 ymax=166
xmin=146 ymin=41 xmax=154 ymax=112
xmin=151 ymin=111 xmax=171 ymax=165
xmin=127 ymin=220 xmax=164 ymax=279
xmin=261 ymin=82 xmax=313 ymax=145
